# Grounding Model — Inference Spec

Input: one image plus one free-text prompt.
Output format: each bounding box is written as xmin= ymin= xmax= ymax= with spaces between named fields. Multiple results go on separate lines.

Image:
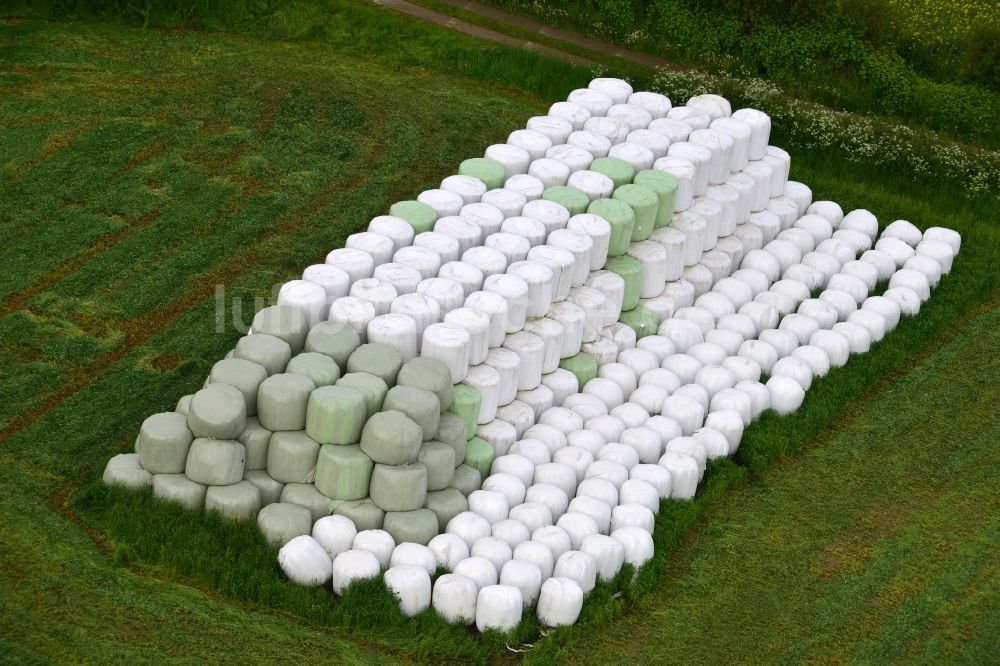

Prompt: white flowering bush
xmin=651 ymin=67 xmax=1000 ymax=197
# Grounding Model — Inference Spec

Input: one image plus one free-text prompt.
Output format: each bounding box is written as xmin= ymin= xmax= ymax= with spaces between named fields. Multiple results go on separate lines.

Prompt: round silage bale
xmin=135 ymin=412 xmax=193 ymax=474
xmin=232 ymin=418 xmax=272 ymax=478
xmin=361 ymin=410 xmax=423 ymax=465
xmin=334 ymin=498 xmax=384 ymax=531
xmin=205 ymin=481 xmax=261 ymax=520
xmin=285 ymin=352 xmax=341 ymax=387
xmin=304 ymin=320 xmax=361 ymax=368
xmin=383 ymin=385 xmax=441 ymax=441
xmin=383 ymin=509 xmax=440 ymax=546
xmin=368 ymin=215 xmax=415 ymax=252
xmin=315 ymin=444 xmax=373 ymax=501
xmin=346 ymin=230 xmax=395 ymax=266
xmin=395 ymin=357 xmax=454 ymax=410
xmin=265 ymin=430 xmax=319 ymax=484
xmin=187 ymin=383 xmax=247 ymax=441
xmin=281 ymin=483 xmax=335 ymax=523
xmin=452 ymin=464 xmax=483 ymax=497
xmin=441 ymin=174 xmax=487 ymax=205
xmin=174 ymin=394 xmax=193 ymax=416
xmin=344 ymin=342 xmax=402 ymax=388
xmin=335 ymin=372 xmax=388 ymax=419
xmin=258 ymin=502 xmax=313 ymax=548
xmin=300 ymin=264 xmax=349 ymax=305
xmin=208 ymin=358 xmax=268 ymax=417
xmin=450 ymin=384 xmax=483 ymax=440
xmin=370 ymin=463 xmax=429 ymax=512
xmin=328 ymin=297 xmax=377 ymax=344
xmin=558 ymin=353 xmax=598 ymax=392
xmin=459 ymin=157 xmax=506 ymax=190
xmin=390 ymin=199 xmax=437 ymax=234
xmin=234 ymin=334 xmax=291 ymax=377
xmin=541 ymin=185 xmax=591 ymax=216
xmin=185 ymin=438 xmax=245 ymax=486
xmin=278 ymin=280 xmax=328 ymax=329
xmin=256 ymin=373 xmax=315 ymax=432
xmin=243 ymin=469 xmax=284 ymax=506
xmin=425 ymin=487 xmax=470 ymax=532
xmin=366 ymin=314 xmax=418 ymax=362
xmin=436 ymin=412 xmax=469 ymax=465
xmin=251 ymin=305 xmax=310 ymax=355
xmin=305 ymin=385 xmax=366 ymax=446
xmin=150 ymin=473 xmax=206 ymax=512
xmin=587 ymin=198 xmax=636 ymax=258
xmin=465 ymin=437 xmax=495 ymax=480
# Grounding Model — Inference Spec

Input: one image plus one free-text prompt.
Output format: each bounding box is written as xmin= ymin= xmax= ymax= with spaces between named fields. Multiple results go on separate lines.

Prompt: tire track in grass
xmin=0 ymin=208 xmax=165 ymax=318
xmin=0 ymin=122 xmax=389 ymax=449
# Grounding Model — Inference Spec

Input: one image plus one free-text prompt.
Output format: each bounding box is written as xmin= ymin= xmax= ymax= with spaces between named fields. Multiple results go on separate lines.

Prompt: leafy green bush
xmin=860 ymin=50 xmax=914 ymax=112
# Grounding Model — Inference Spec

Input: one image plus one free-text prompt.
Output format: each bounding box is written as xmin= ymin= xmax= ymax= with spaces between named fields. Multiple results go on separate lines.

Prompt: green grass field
xmin=1 ymin=3 xmax=997 ymax=663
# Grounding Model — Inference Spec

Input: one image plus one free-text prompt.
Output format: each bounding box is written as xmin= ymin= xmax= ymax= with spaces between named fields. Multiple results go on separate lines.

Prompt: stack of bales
xmin=104 ymin=77 xmax=961 ymax=631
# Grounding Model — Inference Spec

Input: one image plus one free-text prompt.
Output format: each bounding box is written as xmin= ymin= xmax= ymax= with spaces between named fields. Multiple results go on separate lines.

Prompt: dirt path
xmin=370 ymin=0 xmax=593 ymax=66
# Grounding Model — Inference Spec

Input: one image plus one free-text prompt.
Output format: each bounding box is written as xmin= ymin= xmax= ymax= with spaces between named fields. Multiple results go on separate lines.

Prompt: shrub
xmin=860 ymin=50 xmax=914 ymax=112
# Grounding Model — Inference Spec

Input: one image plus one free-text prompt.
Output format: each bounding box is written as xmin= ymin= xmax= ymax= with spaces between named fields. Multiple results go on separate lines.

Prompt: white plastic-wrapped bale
xmin=607 ymin=139 xmax=654 ymax=171
xmin=584 ymin=117 xmax=631 ymax=145
xmin=918 ymin=226 xmax=961 ymax=259
xmin=278 ymin=535 xmax=332 ymax=587
xmin=368 ymin=215 xmax=415 ymax=251
xmin=441 ymin=175 xmax=487 ymax=205
xmin=433 ymin=573 xmax=478 ymax=625
xmin=312 ymin=514 xmax=357 ymax=558
xmin=472 ymin=537 xmax=514 ymax=573
xmin=504 ymin=174 xmax=545 ymax=202
xmin=420 ymin=323 xmax=471 ymax=383
xmin=884 ymin=286 xmax=922 ymax=316
xmin=508 ymin=128 xmax=553 ymax=161
xmin=460 ymin=203 xmax=506 ymax=241
xmin=325 ymin=247 xmax=375 ymax=284
xmin=434 ymin=217 xmax=482 ymax=256
xmin=788 ymin=345 xmax=829 ymax=380
xmin=482 ymin=189 xmax=528 ymax=220
xmin=276 ymin=280 xmax=328 ymax=330
xmin=428 ymin=533 xmax=471 ymax=571
xmin=351 ymin=529 xmax=396 ymax=570
xmin=546 ymin=144 xmax=594 ymax=175
xmin=889 ymin=268 xmax=931 ymax=302
xmin=832 ymin=321 xmax=872 ymax=355
xmin=863 ymin=295 xmax=902 ymax=331
xmin=331 ymin=549 xmax=381 ymax=596
xmin=567 ymin=169 xmax=616 ymax=203
xmin=859 ymin=249 xmax=898 ymax=282
xmin=453 ymin=556 xmax=499 ymax=593
xmin=653 ymin=156 xmax=695 ymax=212
xmin=486 ymin=143 xmax=531 ymax=178
xmin=257 ymin=502 xmax=313 ymax=547
xmin=389 ymin=543 xmax=437 ymax=576
xmin=619 ymin=478 xmax=660 ymax=514
xmin=819 ymin=288 xmax=860 ymax=321
xmin=904 ymin=255 xmax=943 ymax=288
xmin=610 ymin=525 xmax=655 ymax=570
xmin=667 ymin=142 xmax=712 ymax=195
xmin=710 ymin=117 xmax=752 ymax=172
xmin=383 ymin=564 xmax=432 ymax=617
xmin=475 ymin=584 xmax=523 ymax=634
xmin=465 ymin=289 xmax=510 ymax=349
xmin=667 ymin=106 xmax=712 ymax=130
xmin=443 ymin=308 xmax=490 ymax=366
xmin=567 ymin=130 xmax=612 ymax=159
xmin=328 ymin=297 xmax=377 ymax=343
xmin=528 ymin=245 xmax=575 ymax=304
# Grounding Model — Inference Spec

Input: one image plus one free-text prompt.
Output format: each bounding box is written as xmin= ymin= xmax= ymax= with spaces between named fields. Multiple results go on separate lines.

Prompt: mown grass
xmin=0 ymin=2 xmax=997 ymax=664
